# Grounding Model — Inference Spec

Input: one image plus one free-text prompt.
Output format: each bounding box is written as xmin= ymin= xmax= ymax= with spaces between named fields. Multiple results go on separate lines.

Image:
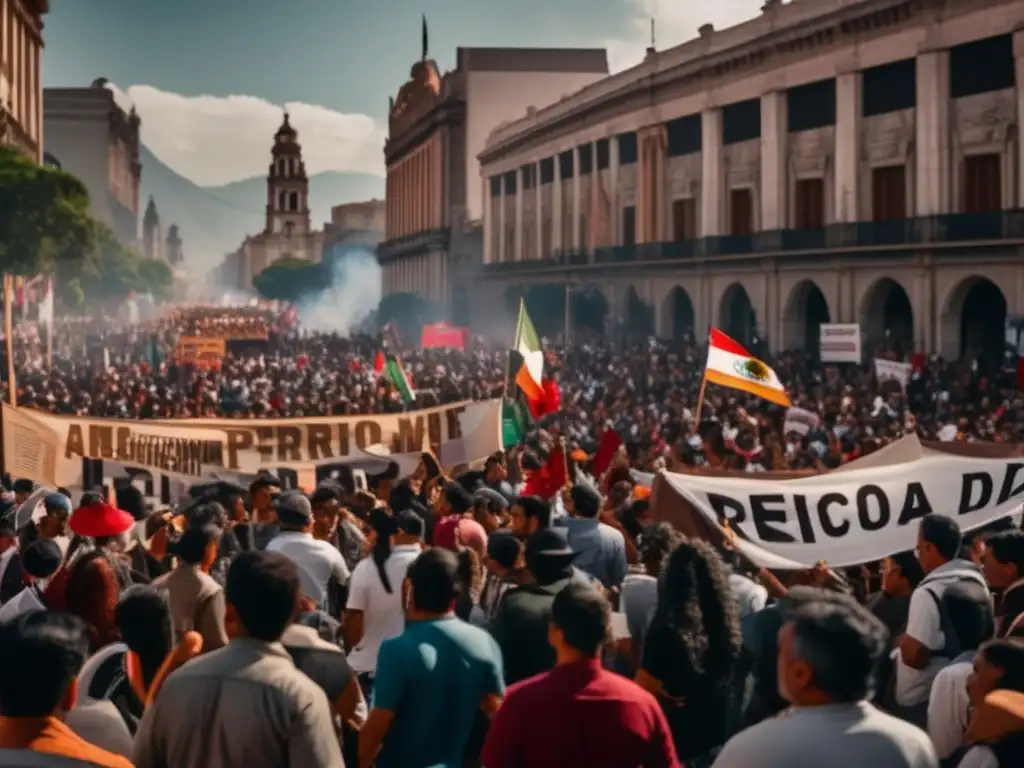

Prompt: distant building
xmin=44 ymin=81 xmax=142 ymax=245
xmin=166 ymin=224 xmax=183 ymax=266
xmin=0 ymin=1 xmax=47 ymax=162
xmin=142 ymin=195 xmax=161 ymax=260
xmin=323 ymin=199 xmax=385 ymax=258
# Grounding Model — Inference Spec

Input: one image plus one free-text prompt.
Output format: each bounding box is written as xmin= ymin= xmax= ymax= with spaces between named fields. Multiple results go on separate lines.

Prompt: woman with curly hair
xmin=62 ymin=550 xmax=123 ymax=653
xmin=635 ymin=537 xmax=741 ymax=767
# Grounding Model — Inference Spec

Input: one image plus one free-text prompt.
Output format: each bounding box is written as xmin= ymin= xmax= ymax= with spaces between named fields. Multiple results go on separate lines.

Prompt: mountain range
xmin=137 ymin=145 xmax=385 ymax=272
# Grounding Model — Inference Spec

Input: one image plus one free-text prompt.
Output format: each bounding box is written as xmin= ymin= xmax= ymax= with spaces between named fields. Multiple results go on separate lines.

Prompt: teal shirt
xmin=372 ymin=615 xmax=505 ymax=768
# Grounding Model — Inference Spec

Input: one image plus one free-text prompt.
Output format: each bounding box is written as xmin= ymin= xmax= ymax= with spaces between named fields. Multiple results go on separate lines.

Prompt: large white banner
xmin=819 ymin=323 xmax=862 ymax=363
xmin=662 ymin=452 xmax=1024 ymax=569
xmin=875 ymin=358 xmax=912 ymax=389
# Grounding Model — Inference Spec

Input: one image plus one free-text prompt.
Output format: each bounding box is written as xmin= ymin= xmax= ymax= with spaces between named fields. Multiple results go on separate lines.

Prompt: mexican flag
xmin=512 ymin=299 xmax=544 ymax=401
xmin=384 ymin=354 xmax=416 ymax=405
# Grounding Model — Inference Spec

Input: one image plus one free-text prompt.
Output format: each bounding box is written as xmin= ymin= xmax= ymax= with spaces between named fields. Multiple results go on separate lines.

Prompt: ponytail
xmin=369 ymin=509 xmax=397 ymax=593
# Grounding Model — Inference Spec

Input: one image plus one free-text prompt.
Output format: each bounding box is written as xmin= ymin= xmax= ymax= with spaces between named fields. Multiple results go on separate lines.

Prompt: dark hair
xmin=920 ymin=515 xmax=962 ymax=561
xmin=225 ymin=551 xmax=299 ymax=641
xmin=638 ymin=522 xmax=681 ymax=576
xmin=987 ymin=530 xmax=1024 ymax=574
xmin=551 ymin=582 xmax=609 ymax=656
xmin=0 ymin=611 xmax=89 ymax=717
xmin=570 ymin=485 xmax=601 ymax=519
xmin=444 ymin=483 xmax=474 ymax=514
xmin=514 ymin=495 xmax=551 ymax=530
xmin=654 ymin=538 xmax=741 ymax=680
xmin=786 ymin=593 xmax=889 ymax=702
xmin=980 ymin=639 xmax=1024 ymax=692
xmin=407 ymin=548 xmax=460 ymax=614
xmin=618 ymin=500 xmax=648 ymax=540
xmin=942 ymin=581 xmax=995 ymax=653
xmin=369 ymin=508 xmax=397 ymax=594
xmin=889 ymin=550 xmax=924 ymax=588
xmin=176 ymin=525 xmax=220 ymax=566
xmin=187 ymin=502 xmax=228 ymax=530
xmin=115 ymin=586 xmax=173 ymax=690
xmin=63 ymin=551 xmax=121 ymax=652
xmin=454 ymin=548 xmax=482 ymax=620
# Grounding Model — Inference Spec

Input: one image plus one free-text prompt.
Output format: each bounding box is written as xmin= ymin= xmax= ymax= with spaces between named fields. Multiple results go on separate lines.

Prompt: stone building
xmin=323 ymin=200 xmax=385 ymax=258
xmin=44 ymin=82 xmax=142 ymax=245
xmin=476 ymin=0 xmax=1024 ymax=361
xmin=142 ymin=195 xmax=161 ymax=260
xmin=379 ymin=46 xmax=609 ymax=324
xmin=0 ymin=0 xmax=46 ymax=161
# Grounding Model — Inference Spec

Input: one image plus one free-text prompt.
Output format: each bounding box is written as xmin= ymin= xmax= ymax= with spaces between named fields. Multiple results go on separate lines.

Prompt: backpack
xmin=922 ymin=576 xmax=990 ymax=660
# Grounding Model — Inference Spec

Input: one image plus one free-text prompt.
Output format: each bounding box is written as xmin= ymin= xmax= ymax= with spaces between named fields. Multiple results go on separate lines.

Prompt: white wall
xmin=43 ymin=119 xmax=114 ymax=229
xmin=464 ymin=70 xmax=604 ymax=222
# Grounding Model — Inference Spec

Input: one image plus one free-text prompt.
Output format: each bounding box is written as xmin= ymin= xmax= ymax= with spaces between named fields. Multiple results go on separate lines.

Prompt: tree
xmin=137 ymin=258 xmax=174 ymax=301
xmin=0 ymin=146 xmax=95 ymax=275
xmin=252 ymin=256 xmax=323 ymax=302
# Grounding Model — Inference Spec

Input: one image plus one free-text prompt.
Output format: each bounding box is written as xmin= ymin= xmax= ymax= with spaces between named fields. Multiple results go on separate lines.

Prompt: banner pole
xmin=4 ymin=274 xmax=15 ymax=406
xmin=694 ymin=325 xmax=712 ymax=423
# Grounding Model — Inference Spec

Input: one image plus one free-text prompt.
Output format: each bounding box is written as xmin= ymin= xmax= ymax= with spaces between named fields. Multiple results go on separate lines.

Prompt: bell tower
xmin=142 ymin=196 xmax=162 ymax=260
xmin=266 ymin=113 xmax=311 ymax=238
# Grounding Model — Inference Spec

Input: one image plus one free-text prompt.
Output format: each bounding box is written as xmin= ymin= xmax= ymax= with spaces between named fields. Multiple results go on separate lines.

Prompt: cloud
xmin=107 ymin=83 xmax=387 ymax=187
xmin=606 ymin=0 xmax=767 ymax=73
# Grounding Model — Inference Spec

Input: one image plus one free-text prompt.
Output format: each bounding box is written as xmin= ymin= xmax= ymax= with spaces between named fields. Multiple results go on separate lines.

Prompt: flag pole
xmin=4 ymin=275 xmax=16 ymax=406
xmin=45 ymin=276 xmax=52 ymax=369
xmin=694 ymin=325 xmax=712 ymax=423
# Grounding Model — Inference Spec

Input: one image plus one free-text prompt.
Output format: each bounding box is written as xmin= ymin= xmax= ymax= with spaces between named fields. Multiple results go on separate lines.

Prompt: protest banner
xmin=656 ymin=447 xmax=1024 ymax=569
xmin=2 ymin=400 xmax=502 ymax=489
xmin=176 ymin=337 xmax=225 ymax=370
xmin=421 ymin=323 xmax=467 ymax=350
xmin=783 ymin=406 xmax=820 ymax=437
xmin=819 ymin=323 xmax=861 ymax=363
xmin=874 ymin=358 xmax=912 ymax=389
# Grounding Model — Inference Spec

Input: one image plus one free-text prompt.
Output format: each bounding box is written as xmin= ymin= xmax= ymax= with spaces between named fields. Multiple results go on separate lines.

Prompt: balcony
xmin=376 ymin=228 xmax=450 ymax=262
xmin=481 ymin=209 xmax=1024 ymax=273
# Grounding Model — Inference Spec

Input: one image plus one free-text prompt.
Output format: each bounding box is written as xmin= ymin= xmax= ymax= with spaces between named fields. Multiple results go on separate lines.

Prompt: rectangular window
xmin=503 ymin=171 xmax=516 ymax=195
xmin=722 ymin=99 xmax=761 ymax=145
xmin=579 ymin=144 xmax=593 ymax=175
xmin=794 ymin=178 xmax=825 ymax=229
xmin=559 ymin=150 xmax=574 ymax=179
xmin=871 ymin=165 xmax=907 ymax=222
xmin=672 ymin=199 xmax=697 ymax=240
xmin=521 ymin=164 xmax=534 ymax=190
xmin=667 ymin=115 xmax=702 ymax=156
xmin=490 ymin=176 xmax=501 ymax=197
xmin=729 ymin=189 xmax=754 ymax=235
xmin=950 ymin=35 xmax=1014 ymax=99
xmin=618 ymin=132 xmax=638 ymax=165
xmin=597 ymin=139 xmax=610 ymax=170
xmin=622 ymin=205 xmax=636 ymax=246
xmin=863 ymin=58 xmax=916 ymax=117
xmin=962 ymin=153 xmax=1002 ymax=213
xmin=540 ymin=158 xmax=554 ymax=185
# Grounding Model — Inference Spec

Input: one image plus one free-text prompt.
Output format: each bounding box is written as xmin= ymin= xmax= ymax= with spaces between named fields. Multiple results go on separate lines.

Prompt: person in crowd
xmin=472 ymin=487 xmax=508 ymax=535
xmin=561 ymin=483 xmax=627 ymax=590
xmin=621 ymin=523 xmax=682 ymax=654
xmin=133 ymin=550 xmax=344 ymax=767
xmin=960 ymin=688 xmax=1024 ymax=768
xmin=959 ymin=640 xmax=1024 ymax=768
xmin=265 ymin=490 xmax=350 ymax=614
xmin=455 ymin=547 xmax=486 ymax=624
xmin=17 ymin=491 xmax=72 ymax=554
xmin=358 ymin=547 xmax=504 ymax=768
xmin=492 ymin=527 xmax=578 ymax=685
xmin=0 ymin=611 xmax=133 ymax=767
xmin=12 ymin=478 xmax=34 ymax=507
xmin=897 ymin=516 xmax=990 ymax=726
xmin=0 ymin=519 xmax=19 ymax=603
xmin=152 ymin=523 xmax=229 ymax=652
xmin=310 ymin=483 xmax=364 ymax=574
xmin=479 ymin=531 xmax=524 ymax=625
xmin=982 ymin=531 xmax=1024 ymax=637
xmin=0 ymin=539 xmax=62 ymax=622
xmin=713 ymin=591 xmax=938 ymax=768
xmin=433 ymin=481 xmax=487 ymax=556
xmin=345 ymin=508 xmax=423 ymax=697
xmin=249 ymin=474 xmax=281 ymax=550
xmin=927 ymin=582 xmax=997 ymax=762
xmin=635 ymin=538 xmax=741 ymax=765
xmin=872 ymin=551 xmax=926 ymax=710
xmin=65 ymin=497 xmax=146 ymax=589
xmin=508 ymin=495 xmax=551 ymax=540
xmin=484 ymin=453 xmax=516 ymax=504
xmin=61 ymin=551 xmax=123 ymax=653
xmin=482 ymin=582 xmax=680 ymax=768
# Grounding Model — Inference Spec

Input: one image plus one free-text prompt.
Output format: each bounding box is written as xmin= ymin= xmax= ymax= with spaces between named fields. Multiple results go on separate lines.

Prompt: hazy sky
xmin=43 ymin=0 xmax=764 ymax=185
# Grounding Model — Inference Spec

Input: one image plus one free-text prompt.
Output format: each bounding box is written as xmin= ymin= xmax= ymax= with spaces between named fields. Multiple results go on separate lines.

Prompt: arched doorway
xmin=782 ymin=280 xmax=831 ymax=353
xmin=623 ymin=286 xmax=654 ymax=340
xmin=663 ymin=286 xmax=695 ymax=342
xmin=942 ymin=277 xmax=1007 ymax=365
xmin=860 ymin=278 xmax=914 ymax=352
xmin=571 ymin=286 xmax=609 ymax=333
xmin=719 ymin=283 xmax=755 ymax=347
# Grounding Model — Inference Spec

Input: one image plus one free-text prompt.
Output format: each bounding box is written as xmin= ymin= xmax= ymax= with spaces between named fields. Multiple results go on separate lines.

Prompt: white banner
xmin=662 ymin=452 xmax=1024 ymax=569
xmin=820 ymin=323 xmax=861 ymax=363
xmin=783 ymin=406 xmax=820 ymax=437
xmin=875 ymin=358 xmax=912 ymax=389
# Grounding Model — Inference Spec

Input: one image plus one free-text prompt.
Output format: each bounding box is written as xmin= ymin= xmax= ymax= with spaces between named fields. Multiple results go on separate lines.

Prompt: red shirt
xmin=432 ymin=514 xmax=487 ymax=555
xmin=481 ymin=658 xmax=680 ymax=768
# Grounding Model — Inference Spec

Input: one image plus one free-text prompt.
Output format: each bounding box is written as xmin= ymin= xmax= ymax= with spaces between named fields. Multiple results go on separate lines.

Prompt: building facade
xmin=0 ymin=0 xmax=45 ymax=161
xmin=44 ymin=82 xmax=142 ymax=245
xmin=477 ymin=0 xmax=1024 ymax=361
xmin=379 ymin=47 xmax=609 ymax=324
xmin=230 ymin=114 xmax=325 ymax=289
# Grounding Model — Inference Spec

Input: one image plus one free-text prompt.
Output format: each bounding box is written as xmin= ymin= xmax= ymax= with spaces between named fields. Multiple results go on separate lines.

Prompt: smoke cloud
xmin=296 ymin=246 xmax=382 ymax=335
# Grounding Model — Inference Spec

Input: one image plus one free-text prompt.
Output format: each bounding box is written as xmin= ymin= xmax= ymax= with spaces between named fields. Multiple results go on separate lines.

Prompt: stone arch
xmin=623 ymin=285 xmax=654 ymax=341
xmin=940 ymin=276 xmax=1007 ymax=364
xmin=859 ymin=277 xmax=914 ymax=352
xmin=718 ymin=283 xmax=756 ymax=347
xmin=277 ymin=190 xmax=287 ymax=211
xmin=782 ymin=280 xmax=831 ymax=352
xmin=662 ymin=286 xmax=696 ymax=342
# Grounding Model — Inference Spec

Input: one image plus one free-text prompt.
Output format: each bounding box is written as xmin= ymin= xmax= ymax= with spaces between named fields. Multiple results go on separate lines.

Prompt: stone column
xmin=483 ymin=176 xmax=493 ymax=264
xmin=514 ymin=167 xmax=524 ymax=260
xmin=1015 ymin=31 xmax=1024 ymax=206
xmin=610 ymin=136 xmax=620 ymax=243
xmin=701 ymin=109 xmax=723 ymax=236
xmin=498 ymin=174 xmax=507 ymax=263
xmin=834 ymin=71 xmax=861 ymax=221
xmin=760 ymin=90 xmax=787 ymax=230
xmin=915 ymin=49 xmax=951 ymax=215
xmin=553 ymin=152 xmax=563 ymax=252
xmin=572 ymin=146 xmax=582 ymax=249
xmin=535 ymin=161 xmax=543 ymax=259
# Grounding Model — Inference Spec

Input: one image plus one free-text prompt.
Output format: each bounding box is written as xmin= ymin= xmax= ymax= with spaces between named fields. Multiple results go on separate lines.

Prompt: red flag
xmin=373 ymin=351 xmax=385 ymax=376
xmin=523 ymin=443 xmax=568 ymax=500
xmin=590 ymin=429 xmax=623 ymax=478
xmin=527 ymin=377 xmax=562 ymax=419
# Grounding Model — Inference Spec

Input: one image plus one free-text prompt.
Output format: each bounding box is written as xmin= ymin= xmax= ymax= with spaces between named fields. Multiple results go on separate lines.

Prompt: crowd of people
xmin=0 ymin=311 xmax=1022 ymax=767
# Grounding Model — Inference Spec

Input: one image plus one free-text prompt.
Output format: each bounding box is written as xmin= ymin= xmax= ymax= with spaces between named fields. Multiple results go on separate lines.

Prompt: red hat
xmin=69 ymin=502 xmax=135 ymax=538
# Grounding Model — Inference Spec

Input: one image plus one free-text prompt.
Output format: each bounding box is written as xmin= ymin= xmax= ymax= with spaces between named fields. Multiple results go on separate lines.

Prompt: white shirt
xmin=344 ymin=544 xmax=421 ymax=674
xmin=955 ymin=746 xmax=998 ymax=768
xmin=0 ymin=584 xmax=45 ymax=623
xmin=927 ymin=657 xmax=973 ymax=759
xmin=266 ymin=531 xmax=350 ymax=610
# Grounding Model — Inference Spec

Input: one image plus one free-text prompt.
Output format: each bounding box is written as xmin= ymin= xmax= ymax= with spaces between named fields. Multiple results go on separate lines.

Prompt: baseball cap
xmin=43 ymin=493 xmax=72 ymax=516
xmin=273 ymin=491 xmax=313 ymax=526
xmin=22 ymin=539 xmax=62 ymax=579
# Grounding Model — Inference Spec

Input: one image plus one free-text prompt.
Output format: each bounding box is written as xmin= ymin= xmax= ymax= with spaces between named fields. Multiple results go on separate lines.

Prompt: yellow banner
xmin=176 ymin=337 xmax=226 ymax=369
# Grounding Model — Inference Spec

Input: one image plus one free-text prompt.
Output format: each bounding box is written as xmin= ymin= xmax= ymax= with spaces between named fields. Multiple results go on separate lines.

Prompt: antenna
xmin=651 ymin=18 xmax=656 ymax=50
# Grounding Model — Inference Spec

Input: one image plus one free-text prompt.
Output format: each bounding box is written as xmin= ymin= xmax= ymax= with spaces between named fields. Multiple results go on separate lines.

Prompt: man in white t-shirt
xmin=344 ymin=510 xmax=423 ymax=692
xmin=265 ymin=492 xmax=349 ymax=612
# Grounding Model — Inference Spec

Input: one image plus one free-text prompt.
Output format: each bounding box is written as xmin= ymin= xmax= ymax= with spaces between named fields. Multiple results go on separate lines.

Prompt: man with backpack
xmin=896 ymin=516 xmax=990 ymax=728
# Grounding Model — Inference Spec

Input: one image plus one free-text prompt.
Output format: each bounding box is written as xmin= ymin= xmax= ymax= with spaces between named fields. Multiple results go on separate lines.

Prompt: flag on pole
xmin=372 ymin=350 xmax=385 ymax=378
xmin=512 ymin=300 xmax=544 ymax=401
xmin=384 ymin=354 xmax=416 ymax=405
xmin=703 ymin=328 xmax=791 ymax=407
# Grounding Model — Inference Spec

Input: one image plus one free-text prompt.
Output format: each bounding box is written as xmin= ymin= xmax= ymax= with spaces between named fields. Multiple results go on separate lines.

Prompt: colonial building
xmin=44 ymin=82 xmax=143 ymax=245
xmin=477 ymin=0 xmax=1024 ymax=361
xmin=0 ymin=0 xmax=46 ymax=161
xmin=380 ymin=46 xmax=609 ymax=324
xmin=323 ymin=200 xmax=385 ymax=260
xmin=230 ymin=114 xmax=325 ymax=289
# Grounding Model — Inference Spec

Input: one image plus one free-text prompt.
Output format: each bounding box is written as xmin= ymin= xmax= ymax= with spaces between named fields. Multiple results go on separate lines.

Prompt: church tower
xmin=265 ymin=113 xmax=311 ymax=238
xmin=142 ymin=196 xmax=162 ymax=260
xmin=166 ymin=224 xmax=183 ymax=266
